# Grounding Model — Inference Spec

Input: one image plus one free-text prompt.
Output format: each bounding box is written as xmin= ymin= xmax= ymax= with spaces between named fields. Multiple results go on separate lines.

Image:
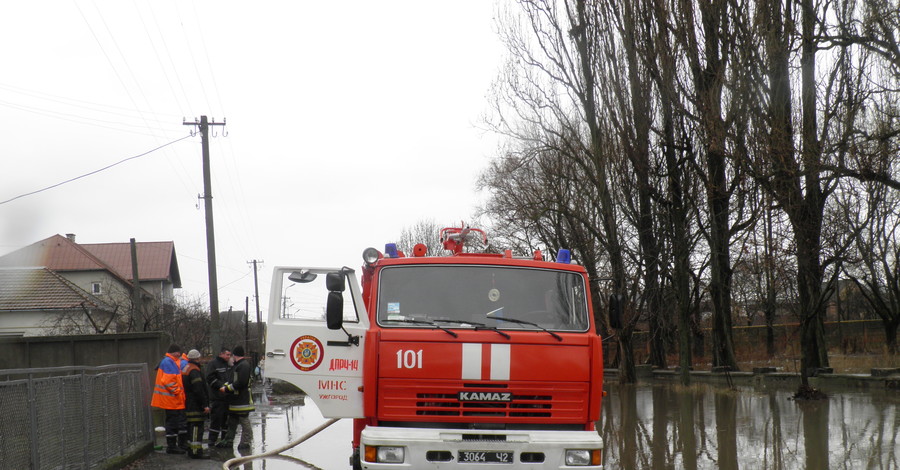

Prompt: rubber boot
xmin=189 ymin=446 xmax=212 ymax=460
xmin=166 ymin=436 xmax=186 ymax=454
xmin=215 ymin=422 xmax=236 ymax=448
xmin=207 ymin=430 xmax=220 ymax=447
xmin=178 ymin=432 xmax=189 ymax=451
xmin=187 ymin=423 xmax=211 ymax=459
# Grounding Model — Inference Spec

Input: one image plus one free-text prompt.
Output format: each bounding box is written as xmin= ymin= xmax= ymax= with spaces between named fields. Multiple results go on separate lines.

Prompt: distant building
xmin=0 ymin=234 xmax=181 ymax=336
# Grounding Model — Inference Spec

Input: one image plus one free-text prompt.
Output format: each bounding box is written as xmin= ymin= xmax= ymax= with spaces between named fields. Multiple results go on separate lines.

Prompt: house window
xmin=91 ymin=282 xmax=102 ymax=295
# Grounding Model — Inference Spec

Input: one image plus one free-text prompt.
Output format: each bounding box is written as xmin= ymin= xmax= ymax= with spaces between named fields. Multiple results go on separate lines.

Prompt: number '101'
xmin=396 ymin=349 xmax=423 ymax=369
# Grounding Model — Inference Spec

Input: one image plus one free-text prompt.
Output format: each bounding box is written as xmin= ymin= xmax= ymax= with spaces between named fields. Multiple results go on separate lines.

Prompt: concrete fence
xmin=0 ymin=332 xmax=171 ymax=381
xmin=0 ymin=364 xmax=154 ymax=469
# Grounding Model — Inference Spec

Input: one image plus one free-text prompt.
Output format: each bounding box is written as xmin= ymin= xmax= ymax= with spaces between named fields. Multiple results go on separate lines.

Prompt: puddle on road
xmin=222 ymin=381 xmax=900 ymax=469
xmin=219 ymin=386 xmax=354 ymax=469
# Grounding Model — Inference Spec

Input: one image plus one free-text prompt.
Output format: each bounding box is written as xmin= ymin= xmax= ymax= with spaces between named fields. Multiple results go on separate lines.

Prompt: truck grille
xmin=378 ymin=379 xmax=588 ymax=422
xmin=416 ymin=392 xmax=552 ymax=417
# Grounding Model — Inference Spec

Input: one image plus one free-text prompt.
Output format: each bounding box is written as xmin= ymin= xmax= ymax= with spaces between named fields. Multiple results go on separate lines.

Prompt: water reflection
xmin=601 ymin=383 xmax=900 ymax=470
xmin=220 ymin=385 xmax=352 ymax=469
xmin=221 ymin=382 xmax=898 ymax=469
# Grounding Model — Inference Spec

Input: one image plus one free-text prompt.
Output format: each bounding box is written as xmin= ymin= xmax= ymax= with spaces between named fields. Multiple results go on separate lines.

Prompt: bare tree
xmin=483 ymin=0 xmax=900 ymax=386
xmin=591 ymin=0 xmax=668 ymax=370
xmin=840 ymin=180 xmax=900 ymax=353
xmin=481 ymin=130 xmax=614 ymax=325
xmin=170 ymin=295 xmax=212 ymax=353
xmin=484 ymin=0 xmax=636 ymax=381
xmin=675 ymin=0 xmax=748 ymax=371
xmin=42 ymin=304 xmax=119 ymax=335
xmin=747 ymin=0 xmax=900 ymax=386
xmin=395 ymin=219 xmax=445 ymax=256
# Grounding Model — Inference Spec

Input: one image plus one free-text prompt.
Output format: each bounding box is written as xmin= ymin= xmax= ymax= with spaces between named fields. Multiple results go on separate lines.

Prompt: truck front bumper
xmin=359 ymin=426 xmax=603 ymax=469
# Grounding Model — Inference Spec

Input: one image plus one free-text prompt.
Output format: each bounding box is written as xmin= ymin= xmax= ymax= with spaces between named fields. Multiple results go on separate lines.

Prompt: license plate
xmin=458 ymin=451 xmax=513 ymax=463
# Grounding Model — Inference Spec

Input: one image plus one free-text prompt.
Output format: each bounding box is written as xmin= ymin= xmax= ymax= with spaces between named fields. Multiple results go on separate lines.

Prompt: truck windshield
xmin=376 ymin=265 xmax=589 ymax=332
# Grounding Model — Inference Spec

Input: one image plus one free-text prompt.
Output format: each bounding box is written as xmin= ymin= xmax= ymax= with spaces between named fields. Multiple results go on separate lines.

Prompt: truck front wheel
xmin=351 ymin=447 xmax=362 ymax=470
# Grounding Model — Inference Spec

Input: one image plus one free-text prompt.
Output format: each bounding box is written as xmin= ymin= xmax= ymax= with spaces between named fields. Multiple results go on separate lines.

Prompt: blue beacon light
xmin=385 ymin=243 xmax=399 ymax=258
xmin=556 ymin=249 xmax=571 ymax=264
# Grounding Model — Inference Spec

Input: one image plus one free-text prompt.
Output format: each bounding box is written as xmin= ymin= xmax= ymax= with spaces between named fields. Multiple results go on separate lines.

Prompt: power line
xmin=133 ymin=1 xmax=187 ymax=118
xmin=76 ymin=2 xmax=197 ymax=202
xmin=144 ymin=1 xmax=193 ymax=115
xmin=0 ymin=134 xmax=192 ymax=206
xmin=175 ymin=3 xmax=213 ymax=113
xmin=0 ymin=98 xmax=175 ymax=134
xmin=0 ymin=82 xmax=181 ymax=122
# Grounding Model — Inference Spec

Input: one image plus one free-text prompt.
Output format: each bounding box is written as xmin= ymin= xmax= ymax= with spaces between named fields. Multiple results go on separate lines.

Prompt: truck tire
xmin=351 ymin=447 xmax=362 ymax=470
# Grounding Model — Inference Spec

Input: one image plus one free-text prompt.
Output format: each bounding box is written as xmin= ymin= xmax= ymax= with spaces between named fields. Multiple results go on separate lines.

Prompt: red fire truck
xmin=265 ymin=226 xmax=605 ymax=468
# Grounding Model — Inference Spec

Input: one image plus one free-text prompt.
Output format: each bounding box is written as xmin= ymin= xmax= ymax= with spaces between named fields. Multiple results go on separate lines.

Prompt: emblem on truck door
xmin=291 ymin=335 xmax=325 ymax=371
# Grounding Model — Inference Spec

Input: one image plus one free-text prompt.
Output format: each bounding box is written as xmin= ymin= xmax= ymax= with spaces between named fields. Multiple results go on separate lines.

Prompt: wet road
xmin=138 ymin=386 xmax=354 ymax=470
xmin=237 ymin=387 xmax=355 ymax=469
xmin=160 ymin=381 xmax=899 ymax=469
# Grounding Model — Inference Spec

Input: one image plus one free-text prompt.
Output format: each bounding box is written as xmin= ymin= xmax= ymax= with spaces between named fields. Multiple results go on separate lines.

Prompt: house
xmin=0 ymin=267 xmax=117 ymax=336
xmin=0 ymin=234 xmax=181 ymax=336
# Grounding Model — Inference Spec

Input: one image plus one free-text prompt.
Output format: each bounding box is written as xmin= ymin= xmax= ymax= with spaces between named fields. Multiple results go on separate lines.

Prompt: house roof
xmin=82 ymin=241 xmax=181 ymax=288
xmin=0 ymin=235 xmax=181 ymax=288
xmin=0 ymin=234 xmax=107 ymax=271
xmin=0 ymin=267 xmax=114 ymax=311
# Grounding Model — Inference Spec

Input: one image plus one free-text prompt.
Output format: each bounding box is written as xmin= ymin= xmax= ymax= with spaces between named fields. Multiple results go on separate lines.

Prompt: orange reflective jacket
xmin=151 ymin=353 xmax=185 ymax=410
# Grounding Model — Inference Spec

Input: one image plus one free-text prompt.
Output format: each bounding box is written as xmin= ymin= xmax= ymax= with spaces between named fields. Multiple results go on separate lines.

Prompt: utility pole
xmin=244 ymin=296 xmax=250 ymax=354
xmin=249 ymin=259 xmax=264 ymax=355
xmin=184 ymin=115 xmax=226 ymax=352
xmin=129 ymin=238 xmax=141 ymax=331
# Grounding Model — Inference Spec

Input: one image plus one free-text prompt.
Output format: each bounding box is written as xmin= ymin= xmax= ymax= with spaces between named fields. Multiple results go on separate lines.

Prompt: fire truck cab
xmin=265 ymin=226 xmax=604 ymax=469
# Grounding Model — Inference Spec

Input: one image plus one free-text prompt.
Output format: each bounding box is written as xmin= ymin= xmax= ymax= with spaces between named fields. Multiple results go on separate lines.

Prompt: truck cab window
xmin=278 ymin=271 xmax=358 ymax=323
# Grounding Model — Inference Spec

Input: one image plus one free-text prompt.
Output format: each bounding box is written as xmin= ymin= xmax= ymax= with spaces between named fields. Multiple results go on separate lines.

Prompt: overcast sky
xmin=0 ymin=1 xmax=504 ymax=314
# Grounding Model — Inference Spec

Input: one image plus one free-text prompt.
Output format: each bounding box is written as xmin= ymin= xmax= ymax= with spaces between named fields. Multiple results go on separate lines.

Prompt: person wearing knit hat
xmin=218 ymin=345 xmax=255 ymax=450
xmin=182 ymin=348 xmax=211 ymax=459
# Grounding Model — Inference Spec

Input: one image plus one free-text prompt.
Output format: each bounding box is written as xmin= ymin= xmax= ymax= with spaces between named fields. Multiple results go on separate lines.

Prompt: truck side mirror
xmin=609 ymin=294 xmax=624 ymax=330
xmin=326 ymin=291 xmax=344 ymax=330
xmin=325 ymin=271 xmax=347 ymax=330
xmin=326 ymin=272 xmax=346 ymax=292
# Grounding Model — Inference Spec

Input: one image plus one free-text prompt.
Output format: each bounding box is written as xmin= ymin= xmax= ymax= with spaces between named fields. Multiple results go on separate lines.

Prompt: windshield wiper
xmin=485 ymin=309 xmax=562 ymax=341
xmin=382 ymin=318 xmax=458 ymax=337
xmin=432 ymin=319 xmax=511 ymax=340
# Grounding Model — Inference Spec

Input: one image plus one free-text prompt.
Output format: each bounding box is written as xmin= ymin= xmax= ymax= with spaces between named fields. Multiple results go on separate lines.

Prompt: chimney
xmin=66 ymin=233 xmax=76 ymax=242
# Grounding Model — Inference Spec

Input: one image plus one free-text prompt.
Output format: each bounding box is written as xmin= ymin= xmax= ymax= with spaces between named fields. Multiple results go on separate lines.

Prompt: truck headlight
xmin=364 ymin=445 xmax=405 ymax=463
xmin=565 ymin=449 xmax=601 ymax=466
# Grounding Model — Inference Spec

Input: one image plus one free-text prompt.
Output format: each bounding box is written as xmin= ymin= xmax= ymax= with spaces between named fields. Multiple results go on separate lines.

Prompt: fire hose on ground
xmin=222 ymin=418 xmax=340 ymax=470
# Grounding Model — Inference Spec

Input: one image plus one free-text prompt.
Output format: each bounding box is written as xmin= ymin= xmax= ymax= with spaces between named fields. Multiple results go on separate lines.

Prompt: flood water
xmin=228 ymin=381 xmax=900 ymax=469
xmin=225 ymin=386 xmax=354 ymax=469
xmin=601 ymin=382 xmax=900 ymax=470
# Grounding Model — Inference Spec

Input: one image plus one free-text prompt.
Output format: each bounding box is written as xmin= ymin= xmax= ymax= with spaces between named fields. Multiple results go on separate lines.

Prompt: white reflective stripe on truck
xmin=461 ymin=343 xmax=511 ymax=381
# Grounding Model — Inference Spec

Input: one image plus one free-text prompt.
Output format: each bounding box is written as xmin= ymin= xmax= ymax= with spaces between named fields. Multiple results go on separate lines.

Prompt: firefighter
xmin=218 ymin=345 xmax=255 ymax=449
xmin=204 ymin=346 xmax=232 ymax=446
xmin=183 ymin=349 xmax=211 ymax=459
xmin=151 ymin=344 xmax=187 ymax=454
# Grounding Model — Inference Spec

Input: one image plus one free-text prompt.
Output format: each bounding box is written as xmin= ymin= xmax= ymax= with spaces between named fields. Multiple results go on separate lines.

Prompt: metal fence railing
xmin=0 ymin=364 xmax=153 ymax=469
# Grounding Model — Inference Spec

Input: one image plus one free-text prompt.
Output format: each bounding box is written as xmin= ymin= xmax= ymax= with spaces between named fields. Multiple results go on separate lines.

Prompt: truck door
xmin=265 ymin=266 xmax=368 ymax=418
